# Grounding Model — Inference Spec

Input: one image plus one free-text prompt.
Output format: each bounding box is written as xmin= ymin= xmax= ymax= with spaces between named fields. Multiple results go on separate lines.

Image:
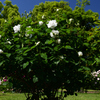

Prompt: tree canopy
xmin=0 ymin=0 xmax=20 ymax=26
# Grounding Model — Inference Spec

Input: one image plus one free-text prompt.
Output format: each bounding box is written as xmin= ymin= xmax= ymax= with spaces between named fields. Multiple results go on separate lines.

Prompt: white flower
xmin=56 ymin=9 xmax=59 ymax=11
xmin=69 ymin=18 xmax=73 ymax=22
xmin=50 ymin=32 xmax=54 ymax=38
xmin=35 ymin=41 xmax=40 ymax=46
xmin=0 ymin=35 xmax=1 ymax=38
xmin=78 ymin=51 xmax=83 ymax=57
xmin=13 ymin=24 xmax=21 ymax=33
xmin=5 ymin=20 xmax=7 ymax=22
xmin=25 ymin=33 xmax=30 ymax=37
xmin=39 ymin=21 xmax=43 ymax=25
xmin=7 ymin=41 xmax=11 ymax=44
xmin=27 ymin=26 xmax=31 ymax=28
xmin=91 ymin=71 xmax=97 ymax=76
xmin=52 ymin=30 xmax=59 ymax=35
xmin=69 ymin=18 xmax=73 ymax=24
xmin=47 ymin=20 xmax=57 ymax=29
xmin=97 ymin=70 xmax=100 ymax=74
xmin=50 ymin=30 xmax=59 ymax=38
xmin=42 ymin=15 xmax=45 ymax=19
xmin=97 ymin=78 xmax=100 ymax=80
xmin=75 ymin=23 xmax=80 ymax=26
xmin=0 ymin=49 xmax=3 ymax=53
xmin=60 ymin=56 xmax=64 ymax=59
xmin=26 ymin=26 xmax=32 ymax=32
xmin=54 ymin=61 xmax=60 ymax=65
xmin=57 ymin=39 xmax=61 ymax=44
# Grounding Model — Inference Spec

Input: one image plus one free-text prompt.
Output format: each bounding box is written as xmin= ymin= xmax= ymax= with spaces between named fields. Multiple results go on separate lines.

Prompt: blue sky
xmin=1 ymin=0 xmax=100 ymax=17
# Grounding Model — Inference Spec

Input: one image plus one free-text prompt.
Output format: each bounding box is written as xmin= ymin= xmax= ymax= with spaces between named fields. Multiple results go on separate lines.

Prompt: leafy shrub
xmin=0 ymin=0 xmax=100 ymax=100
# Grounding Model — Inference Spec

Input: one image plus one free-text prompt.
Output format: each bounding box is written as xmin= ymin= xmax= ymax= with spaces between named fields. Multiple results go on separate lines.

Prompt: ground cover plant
xmin=0 ymin=0 xmax=100 ymax=100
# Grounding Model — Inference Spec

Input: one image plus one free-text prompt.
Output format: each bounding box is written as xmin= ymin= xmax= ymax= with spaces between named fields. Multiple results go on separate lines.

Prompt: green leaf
xmin=66 ymin=29 xmax=70 ymax=34
xmin=83 ymin=66 xmax=90 ymax=71
xmin=65 ymin=45 xmax=73 ymax=50
xmin=23 ymin=62 xmax=29 ymax=69
xmin=54 ymin=46 xmax=58 ymax=51
xmin=2 ymin=82 xmax=9 ymax=86
xmin=28 ymin=69 xmax=31 ymax=72
xmin=16 ymin=45 xmax=20 ymax=48
xmin=78 ymin=66 xmax=90 ymax=71
xmin=23 ymin=45 xmax=36 ymax=54
xmin=15 ymin=56 xmax=24 ymax=61
xmin=14 ymin=38 xmax=19 ymax=42
xmin=83 ymin=43 xmax=89 ymax=47
xmin=0 ymin=61 xmax=4 ymax=66
xmin=97 ymin=40 xmax=100 ymax=43
xmin=95 ymin=58 xmax=100 ymax=63
xmin=40 ymin=53 xmax=47 ymax=61
xmin=33 ymin=75 xmax=38 ymax=83
xmin=80 ymin=58 xmax=86 ymax=62
xmin=6 ymin=53 xmax=11 ymax=58
xmin=45 ymin=40 xmax=53 ymax=44
xmin=45 ymin=28 xmax=51 ymax=33
xmin=38 ymin=32 xmax=44 ymax=36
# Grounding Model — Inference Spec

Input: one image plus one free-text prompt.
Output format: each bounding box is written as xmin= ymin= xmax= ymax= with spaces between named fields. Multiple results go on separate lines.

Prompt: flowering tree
xmin=0 ymin=0 xmax=100 ymax=100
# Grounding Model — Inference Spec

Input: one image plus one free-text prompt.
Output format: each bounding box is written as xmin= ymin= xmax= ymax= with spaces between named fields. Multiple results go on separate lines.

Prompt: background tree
xmin=0 ymin=0 xmax=20 ymax=26
xmin=76 ymin=0 xmax=90 ymax=9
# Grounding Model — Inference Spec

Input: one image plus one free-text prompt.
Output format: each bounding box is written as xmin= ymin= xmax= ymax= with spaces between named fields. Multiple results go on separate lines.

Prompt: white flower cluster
xmin=50 ymin=30 xmax=59 ymax=38
xmin=47 ymin=20 xmax=57 ymax=29
xmin=78 ymin=51 xmax=83 ymax=57
xmin=13 ymin=24 xmax=21 ymax=33
xmin=91 ymin=70 xmax=100 ymax=77
xmin=38 ymin=19 xmax=61 ymax=44
xmin=91 ymin=70 xmax=100 ymax=80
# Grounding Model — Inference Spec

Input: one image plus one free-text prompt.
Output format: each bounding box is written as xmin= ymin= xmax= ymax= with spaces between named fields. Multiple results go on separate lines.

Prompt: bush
xmin=0 ymin=0 xmax=100 ymax=100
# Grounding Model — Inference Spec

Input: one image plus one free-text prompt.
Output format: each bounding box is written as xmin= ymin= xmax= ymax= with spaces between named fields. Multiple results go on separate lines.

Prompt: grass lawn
xmin=0 ymin=91 xmax=100 ymax=100
xmin=66 ymin=93 xmax=100 ymax=100
xmin=0 ymin=92 xmax=26 ymax=100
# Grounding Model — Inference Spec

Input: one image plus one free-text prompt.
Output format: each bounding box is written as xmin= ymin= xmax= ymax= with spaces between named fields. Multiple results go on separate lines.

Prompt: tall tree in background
xmin=0 ymin=0 xmax=20 ymax=26
xmin=76 ymin=0 xmax=90 ymax=9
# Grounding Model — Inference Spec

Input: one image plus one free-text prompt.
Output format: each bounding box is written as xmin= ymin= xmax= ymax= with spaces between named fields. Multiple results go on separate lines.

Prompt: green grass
xmin=66 ymin=93 xmax=100 ymax=100
xmin=0 ymin=93 xmax=26 ymax=100
xmin=0 ymin=92 xmax=100 ymax=100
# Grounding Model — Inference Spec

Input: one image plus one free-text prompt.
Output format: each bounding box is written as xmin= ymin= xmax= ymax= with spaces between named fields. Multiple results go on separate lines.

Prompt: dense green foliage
xmin=0 ymin=0 xmax=20 ymax=26
xmin=0 ymin=0 xmax=100 ymax=100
